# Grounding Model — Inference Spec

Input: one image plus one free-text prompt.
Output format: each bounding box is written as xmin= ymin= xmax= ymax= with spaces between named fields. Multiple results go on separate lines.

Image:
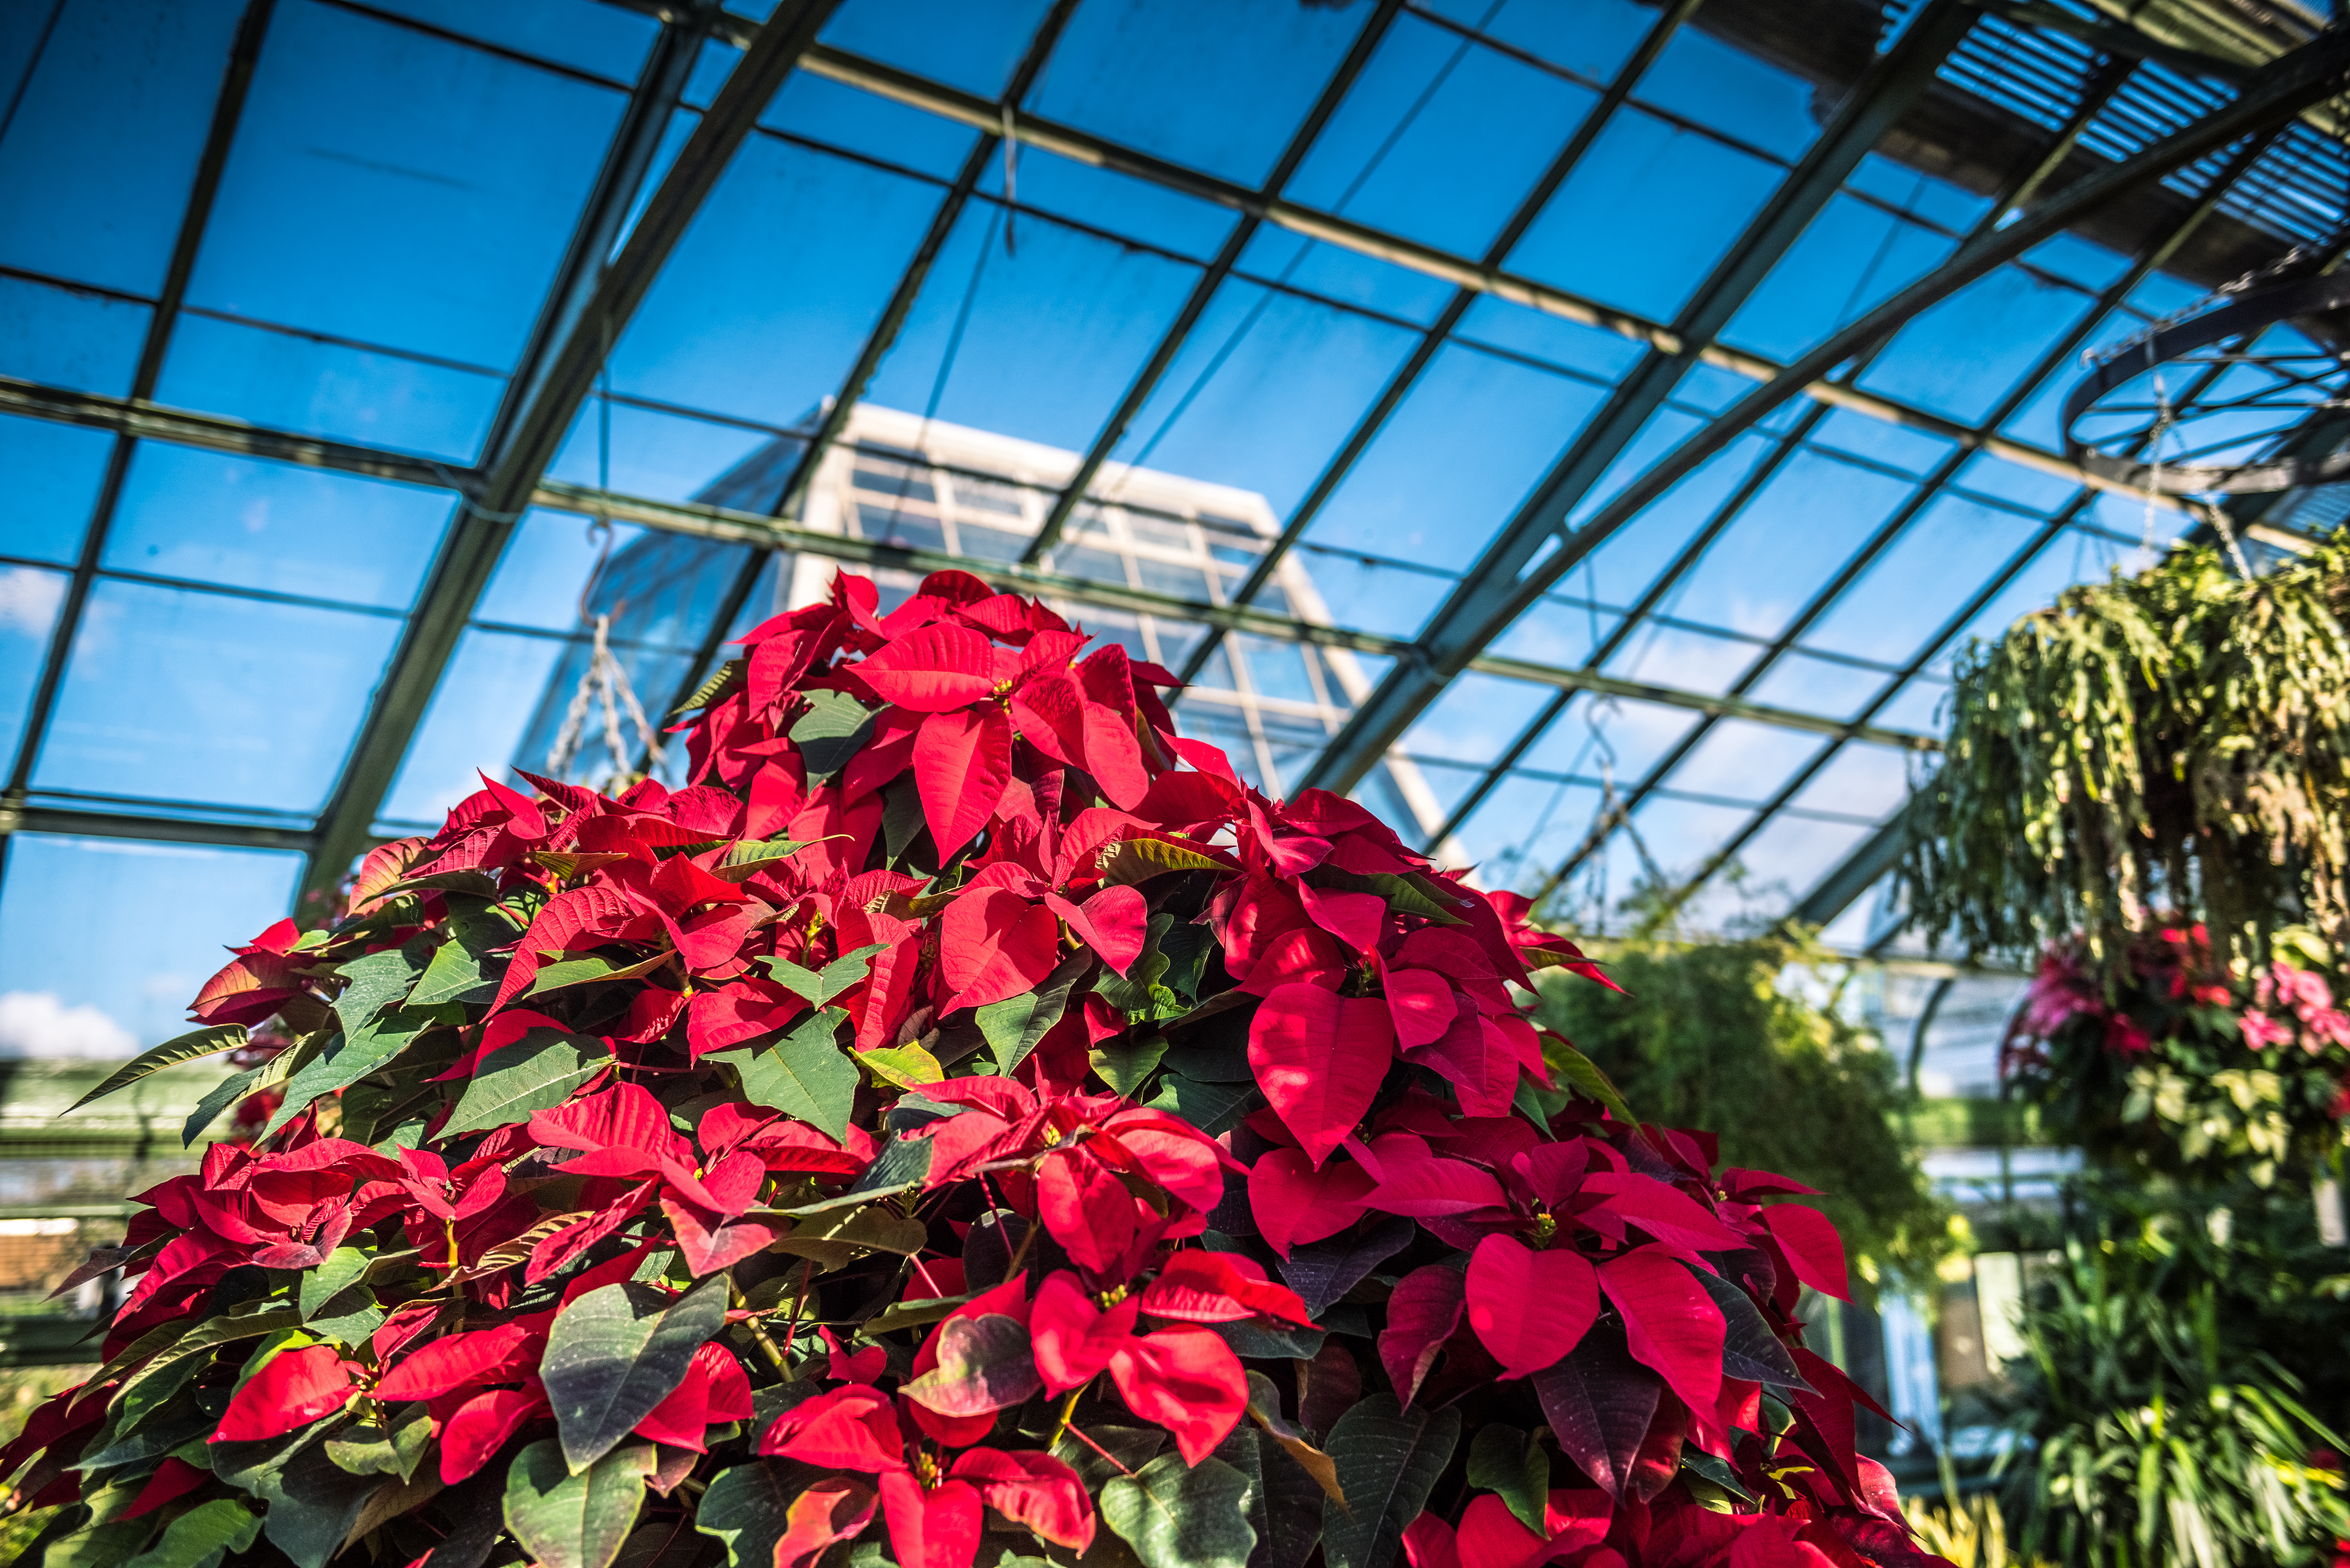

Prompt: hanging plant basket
xmin=3 ymin=571 xmax=1949 ymax=1568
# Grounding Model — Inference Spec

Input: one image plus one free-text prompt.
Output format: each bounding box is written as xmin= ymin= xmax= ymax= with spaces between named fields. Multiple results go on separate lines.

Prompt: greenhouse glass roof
xmin=2 ymin=0 xmax=2346 ymax=1053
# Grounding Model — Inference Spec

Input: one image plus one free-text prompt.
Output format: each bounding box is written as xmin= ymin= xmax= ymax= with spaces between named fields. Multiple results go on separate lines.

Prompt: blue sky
xmin=0 ymin=0 xmax=2250 ymax=1048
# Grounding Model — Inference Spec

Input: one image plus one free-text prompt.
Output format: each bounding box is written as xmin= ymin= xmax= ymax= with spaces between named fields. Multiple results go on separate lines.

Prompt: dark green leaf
xmin=1050 ymin=1425 xmax=1163 ymax=1494
xmin=1692 ymin=1269 xmax=1810 ymax=1391
xmin=1095 ymin=914 xmax=1174 ymax=1012
xmin=791 ymin=689 xmax=876 ymax=780
xmin=528 ymin=951 xmax=672 ymax=999
xmin=182 ymin=1065 xmax=260 ymax=1148
xmin=269 ymin=1008 xmax=431 ymax=1137
xmin=242 ymin=1423 xmax=381 ymax=1568
xmin=1142 ymin=1072 xmax=1257 ymax=1136
xmin=880 ymin=779 xmax=927 ymax=867
xmin=411 ymin=905 xmax=510 ymax=1008
xmin=1466 ymin=1426 xmax=1549 ymax=1535
xmin=1308 ymin=869 xmax=1472 ymax=927
xmin=64 ymin=1026 xmax=247 ymax=1114
xmin=1090 ymin=1032 xmax=1167 ymax=1097
xmin=1101 ymin=1453 xmax=1255 ymax=1568
xmin=1278 ymin=1217 xmax=1415 ymax=1319
xmin=1213 ymin=1321 xmax=1326 ymax=1360
xmin=757 ymin=947 xmax=889 ymax=1008
xmin=542 ymin=1275 xmax=729 ymax=1473
xmin=325 ymin=1405 xmax=431 ymax=1482
xmin=1545 ymin=1037 xmax=1636 ymax=1127
xmin=898 ymin=1314 xmax=1042 ymax=1417
xmin=1216 ymin=1424 xmax=1326 ymax=1568
xmin=672 ymin=658 xmax=743 ymax=717
xmin=331 ymin=942 xmax=430 ymax=1039
xmin=841 ymin=1134 xmax=933 ymax=1201
xmin=117 ymin=1499 xmax=258 ymax=1568
xmin=442 ymin=1028 xmax=611 ymax=1138
xmin=712 ymin=836 xmax=820 ymax=884
xmin=503 ymin=1437 xmax=652 ymax=1568
xmin=695 ymin=1461 xmax=875 ymax=1568
xmin=1320 ymin=1395 xmax=1461 ymax=1568
xmin=1678 ymin=1447 xmax=1756 ymax=1504
xmin=300 ymin=1248 xmax=371 ymax=1319
xmin=974 ymin=949 xmax=1092 ymax=1076
xmin=43 ymin=1517 xmax=155 ymax=1568
xmin=709 ymin=1006 xmax=855 ymax=1142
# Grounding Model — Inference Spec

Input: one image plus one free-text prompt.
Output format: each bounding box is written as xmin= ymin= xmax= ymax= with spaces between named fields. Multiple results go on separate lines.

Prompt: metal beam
xmin=1295 ymin=0 xmax=1982 ymax=797
xmin=1173 ymin=0 xmax=1707 ymax=688
xmin=0 ymin=805 xmax=316 ymax=854
xmin=1787 ymin=799 xmax=1915 ymax=932
xmin=1021 ymin=0 xmax=1405 ymax=563
xmin=302 ymin=0 xmax=841 ymax=892
xmin=530 ymin=477 xmax=1937 ymax=748
xmin=0 ymin=0 xmax=279 ymax=829
xmin=1299 ymin=16 xmax=2350 ymax=802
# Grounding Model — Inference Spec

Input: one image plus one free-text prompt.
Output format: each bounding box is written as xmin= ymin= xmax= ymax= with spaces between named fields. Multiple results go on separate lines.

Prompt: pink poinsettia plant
xmin=2 ymin=571 xmax=1950 ymax=1568
xmin=2003 ymin=917 xmax=2350 ymax=1186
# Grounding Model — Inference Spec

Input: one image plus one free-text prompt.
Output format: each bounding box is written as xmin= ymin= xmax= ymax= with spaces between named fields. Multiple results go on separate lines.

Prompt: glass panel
xmin=1098 ymin=282 xmax=1419 ymax=517
xmin=187 ymin=0 xmax=625 ymax=370
xmin=1572 ymin=423 xmax=1778 ymax=609
xmin=1808 ymin=409 xmax=1955 ymax=479
xmin=1723 ymin=191 xmax=1954 ymax=361
xmin=1950 ymin=452 xmax=2079 ymax=512
xmin=1796 ymin=491 xmax=2043 ymax=667
xmin=0 ymin=273 xmax=150 ymax=395
xmin=0 ymin=564 xmax=69 ymax=772
xmin=1664 ymin=448 xmax=1919 ymax=639
xmin=1657 ymin=719 xmax=1828 ymax=805
xmin=0 ymin=414 xmax=111 ymax=566
xmin=1871 ymin=674 xmax=1951 ymax=737
xmin=478 ymin=510 xmax=655 ymax=631
xmin=362 ymin=0 xmax=658 ymax=80
xmin=380 ymin=628 xmax=565 ymax=827
xmin=1740 ymin=651 xmax=1888 ymax=722
xmin=977 ymin=150 xmax=1236 ymax=261
xmin=0 ymin=0 xmax=242 ymax=296
xmin=1508 ymin=108 xmax=1784 ymax=322
xmin=1447 ymin=772 xmax=1607 ymax=894
xmin=548 ymin=403 xmax=777 ymax=507
xmin=1305 ymin=342 xmax=1607 ymax=571
xmin=1786 ymin=742 xmax=1916 ymax=821
xmin=1235 ymin=230 xmax=1459 ymax=325
xmin=1855 ymin=264 xmax=2099 ymax=425
xmin=1488 ymin=594 xmax=1624 ymax=670
xmin=105 ymin=444 xmax=454 ymax=609
xmin=0 ymin=835 xmax=303 ymax=1052
xmin=1685 ymin=813 xmax=1871 ymax=931
xmin=1231 ymin=632 xmax=1320 ymax=707
xmin=764 ymin=72 xmax=981 ymax=181
xmin=156 ymin=314 xmax=503 ymax=462
xmin=1025 ymin=0 xmax=1370 ymax=186
xmin=1996 ymin=303 xmax=2148 ymax=450
xmin=1401 ymin=671 xmax=1554 ymax=766
xmin=1417 ymin=0 xmax=1652 ymax=85
xmin=818 ymin=0 xmax=1059 ymax=99
xmin=33 ymin=580 xmax=402 ymax=815
xmin=1636 ymin=25 xmax=1818 ymax=159
xmin=1285 ymin=14 xmax=1598 ymax=257
xmin=1278 ymin=549 xmax=1453 ymax=640
xmin=1521 ymin=691 xmax=1700 ymax=779
xmin=1846 ymin=153 xmax=1990 ymax=231
xmin=1599 ymin=621 xmax=1759 ymax=697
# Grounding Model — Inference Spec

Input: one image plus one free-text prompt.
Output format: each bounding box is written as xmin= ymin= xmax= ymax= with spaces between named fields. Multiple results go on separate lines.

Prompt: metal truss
xmin=1296 ymin=16 xmax=2350 ymax=939
xmin=1527 ymin=117 xmax=2294 ymax=929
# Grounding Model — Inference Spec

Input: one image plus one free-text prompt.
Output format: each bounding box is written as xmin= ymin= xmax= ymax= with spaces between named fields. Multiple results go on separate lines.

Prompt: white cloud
xmin=0 ymin=992 xmax=137 ymax=1059
xmin=0 ymin=568 xmax=65 ymax=636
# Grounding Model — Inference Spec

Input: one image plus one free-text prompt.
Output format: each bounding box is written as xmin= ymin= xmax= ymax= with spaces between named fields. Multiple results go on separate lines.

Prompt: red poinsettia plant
xmin=2003 ymin=917 xmax=2350 ymax=1187
xmin=3 ymin=571 xmax=1949 ymax=1568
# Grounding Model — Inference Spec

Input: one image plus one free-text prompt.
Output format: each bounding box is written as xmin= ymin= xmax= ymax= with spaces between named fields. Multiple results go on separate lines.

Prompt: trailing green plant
xmin=1899 ymin=531 xmax=2350 ymax=968
xmin=1529 ymin=933 xmax=1952 ymax=1293
xmin=1999 ymin=1181 xmax=2350 ymax=1568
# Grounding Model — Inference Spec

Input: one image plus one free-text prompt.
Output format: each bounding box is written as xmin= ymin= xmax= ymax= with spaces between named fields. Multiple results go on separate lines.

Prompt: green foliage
xmin=1318 ymin=1395 xmax=1461 ymax=1568
xmin=1529 ymin=934 xmax=1950 ymax=1290
xmin=1101 ymin=1453 xmax=1256 ymax=1568
xmin=2001 ymin=1183 xmax=2350 ymax=1567
xmin=1901 ymin=532 xmax=2350 ymax=964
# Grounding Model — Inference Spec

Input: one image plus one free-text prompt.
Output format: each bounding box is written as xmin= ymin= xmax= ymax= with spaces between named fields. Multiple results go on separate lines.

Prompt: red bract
xmin=24 ymin=571 xmax=1942 ymax=1568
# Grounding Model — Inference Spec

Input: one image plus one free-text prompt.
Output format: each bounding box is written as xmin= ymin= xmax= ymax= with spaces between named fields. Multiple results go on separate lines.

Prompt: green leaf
xmin=330 ymin=941 xmax=430 ymax=1039
xmin=1095 ymin=914 xmax=1174 ymax=1013
xmin=225 ymin=1423 xmax=381 ymax=1568
xmin=791 ymin=689 xmax=877 ymax=780
xmin=696 ymin=1462 xmax=877 ymax=1568
xmin=182 ymin=1063 xmax=262 ymax=1147
xmin=528 ymin=950 xmax=673 ymax=999
xmin=325 ymin=1405 xmax=431 ymax=1481
xmin=63 ymin=1025 xmax=247 ymax=1114
xmin=410 ymin=904 xmax=510 ymax=1008
xmin=758 ymin=944 xmax=889 ymax=1008
xmin=1320 ymin=1395 xmax=1461 ymax=1568
xmin=267 ymin=1008 xmax=431 ymax=1137
xmin=542 ymin=1275 xmax=730 ymax=1473
xmin=712 ymin=836 xmax=821 ymax=884
xmin=1543 ymin=1037 xmax=1636 ymax=1127
xmin=898 ymin=1314 xmax=1043 ymax=1417
xmin=1309 ymin=869 xmax=1472 ymax=927
xmin=1096 ymin=837 xmax=1228 ymax=887
xmin=300 ymin=1248 xmax=371 ymax=1319
xmin=1466 ymin=1425 xmax=1550 ymax=1535
xmin=974 ymin=950 xmax=1092 ymax=1076
xmin=1090 ymin=1032 xmax=1167 ymax=1097
xmin=503 ymin=1437 xmax=653 ymax=1568
xmin=118 ymin=1499 xmax=260 ymax=1568
xmin=1215 ymin=1425 xmax=1327 ymax=1568
xmin=1101 ymin=1453 xmax=1255 ymax=1568
xmin=305 ymin=1288 xmax=387 ymax=1351
xmin=880 ymin=778 xmax=927 ymax=867
xmin=673 ymin=657 xmax=744 ymax=717
xmin=43 ymin=1517 xmax=153 ymax=1568
xmin=856 ymin=1042 xmax=942 ymax=1089
xmin=442 ymin=1028 xmax=611 ymax=1139
xmin=1692 ymin=1269 xmax=1808 ymax=1391
xmin=1142 ymin=1071 xmax=1256 ymax=1136
xmin=709 ymin=1007 xmax=856 ymax=1142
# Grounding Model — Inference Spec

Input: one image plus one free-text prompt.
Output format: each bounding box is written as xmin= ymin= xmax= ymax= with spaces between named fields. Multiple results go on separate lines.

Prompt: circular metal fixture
xmin=2061 ymin=270 xmax=2350 ymax=496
